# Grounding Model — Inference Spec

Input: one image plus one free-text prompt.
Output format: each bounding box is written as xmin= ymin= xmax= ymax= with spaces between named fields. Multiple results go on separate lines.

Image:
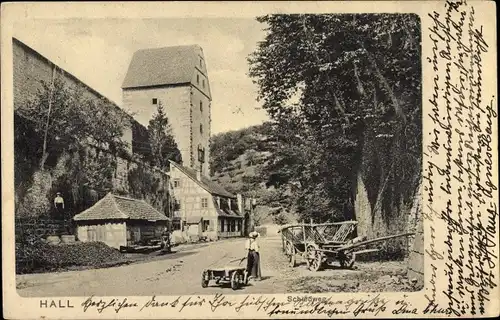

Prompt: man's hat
xmin=249 ymin=231 xmax=259 ymax=238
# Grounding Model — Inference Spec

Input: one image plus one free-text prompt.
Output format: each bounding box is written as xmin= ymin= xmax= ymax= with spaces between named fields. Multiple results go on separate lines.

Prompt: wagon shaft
xmin=338 ymin=232 xmax=415 ymax=251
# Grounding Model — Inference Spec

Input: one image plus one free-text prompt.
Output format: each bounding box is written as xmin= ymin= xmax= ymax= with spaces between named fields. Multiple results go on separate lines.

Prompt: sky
xmin=13 ymin=18 xmax=270 ymax=134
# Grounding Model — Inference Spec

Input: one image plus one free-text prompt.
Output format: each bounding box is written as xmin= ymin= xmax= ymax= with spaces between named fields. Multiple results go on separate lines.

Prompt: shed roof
xmin=213 ymin=198 xmax=243 ymax=219
xmin=185 ymin=216 xmax=204 ymax=224
xmin=73 ymin=193 xmax=170 ymax=222
xmin=122 ymin=45 xmax=201 ymax=89
xmin=169 ymin=161 xmax=235 ymax=198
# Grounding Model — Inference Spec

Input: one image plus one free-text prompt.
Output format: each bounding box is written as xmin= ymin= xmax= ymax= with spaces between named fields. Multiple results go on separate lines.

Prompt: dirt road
xmin=17 ymin=237 xmax=417 ymax=297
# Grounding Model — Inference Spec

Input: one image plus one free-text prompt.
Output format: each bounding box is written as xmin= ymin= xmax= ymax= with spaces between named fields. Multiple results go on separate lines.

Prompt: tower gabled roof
xmin=122 ymin=45 xmax=203 ymax=89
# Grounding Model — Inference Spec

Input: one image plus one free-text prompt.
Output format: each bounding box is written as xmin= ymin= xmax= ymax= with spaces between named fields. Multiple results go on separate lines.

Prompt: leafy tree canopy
xmin=17 ymin=75 xmax=130 ymax=170
xmin=147 ymin=101 xmax=182 ymax=169
xmin=248 ymin=14 xmax=421 ymax=223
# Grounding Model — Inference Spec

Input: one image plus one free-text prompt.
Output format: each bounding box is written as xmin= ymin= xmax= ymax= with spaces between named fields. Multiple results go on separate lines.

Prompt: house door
xmin=133 ymin=227 xmax=141 ymax=243
xmin=87 ymin=226 xmax=97 ymax=242
xmin=189 ymin=224 xmax=199 ymax=236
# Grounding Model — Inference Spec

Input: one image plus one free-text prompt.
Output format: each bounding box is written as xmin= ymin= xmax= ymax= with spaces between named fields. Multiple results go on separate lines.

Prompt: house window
xmin=176 ymin=199 xmax=181 ymax=210
xmin=200 ymin=124 xmax=203 ymax=135
xmin=200 ymin=101 xmax=203 ymax=112
xmin=197 ymin=74 xmax=200 ymax=84
xmin=201 ymin=198 xmax=208 ymax=208
xmin=203 ymin=220 xmax=210 ymax=232
xmin=174 ymin=179 xmax=180 ymax=188
xmin=172 ymin=220 xmax=181 ymax=231
xmin=152 ymin=98 xmax=158 ymax=105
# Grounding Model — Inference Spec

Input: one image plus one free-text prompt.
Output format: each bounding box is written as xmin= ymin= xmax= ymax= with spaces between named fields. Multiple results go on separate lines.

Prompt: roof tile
xmin=170 ymin=161 xmax=235 ymax=198
xmin=122 ymin=45 xmax=200 ymax=89
xmin=73 ymin=193 xmax=170 ymax=222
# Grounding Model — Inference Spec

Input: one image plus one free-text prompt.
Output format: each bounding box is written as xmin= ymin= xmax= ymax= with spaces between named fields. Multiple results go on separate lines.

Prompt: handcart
xmin=201 ymin=257 xmax=249 ymax=290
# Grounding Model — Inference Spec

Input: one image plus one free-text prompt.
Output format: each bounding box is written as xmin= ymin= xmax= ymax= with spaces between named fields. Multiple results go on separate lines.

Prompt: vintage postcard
xmin=1 ymin=1 xmax=498 ymax=319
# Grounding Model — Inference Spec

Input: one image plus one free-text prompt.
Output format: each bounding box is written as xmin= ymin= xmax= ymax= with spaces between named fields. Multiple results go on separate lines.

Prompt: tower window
xmin=202 ymin=79 xmax=205 ymax=88
xmin=197 ymin=74 xmax=200 ymax=84
xmin=152 ymin=98 xmax=158 ymax=105
xmin=200 ymin=59 xmax=203 ymax=68
xmin=174 ymin=179 xmax=180 ymax=188
xmin=200 ymin=101 xmax=203 ymax=112
xmin=198 ymin=146 xmax=205 ymax=162
xmin=200 ymin=124 xmax=203 ymax=134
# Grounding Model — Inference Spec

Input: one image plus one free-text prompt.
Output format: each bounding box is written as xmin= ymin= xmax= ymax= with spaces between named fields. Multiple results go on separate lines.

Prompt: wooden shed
xmin=73 ymin=193 xmax=170 ymax=249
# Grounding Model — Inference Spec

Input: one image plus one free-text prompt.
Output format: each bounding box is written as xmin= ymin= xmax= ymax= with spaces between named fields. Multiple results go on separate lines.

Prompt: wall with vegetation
xmin=14 ymin=113 xmax=171 ymax=223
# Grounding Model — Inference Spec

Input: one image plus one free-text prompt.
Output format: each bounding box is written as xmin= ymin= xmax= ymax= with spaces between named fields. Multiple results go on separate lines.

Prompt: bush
xmin=274 ymin=212 xmax=290 ymax=225
xmin=254 ymin=226 xmax=267 ymax=237
xmin=16 ymin=238 xmax=124 ymax=274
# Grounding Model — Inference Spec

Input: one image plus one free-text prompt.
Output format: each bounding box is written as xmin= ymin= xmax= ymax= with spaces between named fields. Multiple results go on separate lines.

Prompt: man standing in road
xmin=245 ymin=231 xmax=262 ymax=281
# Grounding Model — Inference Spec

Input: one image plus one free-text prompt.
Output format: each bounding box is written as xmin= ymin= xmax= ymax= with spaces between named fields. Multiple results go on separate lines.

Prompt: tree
xmin=15 ymin=73 xmax=131 ymax=217
xmin=18 ymin=73 xmax=129 ymax=170
xmin=248 ymin=14 xmax=421 ymax=223
xmin=147 ymin=101 xmax=182 ymax=169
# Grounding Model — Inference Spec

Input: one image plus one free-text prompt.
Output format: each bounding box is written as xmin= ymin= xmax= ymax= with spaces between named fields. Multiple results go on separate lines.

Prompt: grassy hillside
xmin=209 ymin=122 xmax=297 ymax=225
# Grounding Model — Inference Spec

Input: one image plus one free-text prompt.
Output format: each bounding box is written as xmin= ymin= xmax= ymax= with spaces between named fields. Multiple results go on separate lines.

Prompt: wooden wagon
xmin=279 ymin=221 xmax=414 ymax=271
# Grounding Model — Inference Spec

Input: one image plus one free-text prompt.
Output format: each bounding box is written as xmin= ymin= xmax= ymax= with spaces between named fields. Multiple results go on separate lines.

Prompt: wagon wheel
xmin=288 ymin=244 xmax=297 ymax=267
xmin=306 ymin=244 xmax=324 ymax=272
xmin=339 ymin=251 xmax=356 ymax=269
xmin=231 ymin=271 xmax=241 ymax=290
xmin=285 ymin=241 xmax=293 ymax=256
xmin=243 ymin=270 xmax=249 ymax=285
xmin=201 ymin=270 xmax=209 ymax=288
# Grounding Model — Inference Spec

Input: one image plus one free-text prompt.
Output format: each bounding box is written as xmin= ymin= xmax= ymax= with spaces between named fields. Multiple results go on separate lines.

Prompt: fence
xmin=15 ymin=217 xmax=73 ymax=242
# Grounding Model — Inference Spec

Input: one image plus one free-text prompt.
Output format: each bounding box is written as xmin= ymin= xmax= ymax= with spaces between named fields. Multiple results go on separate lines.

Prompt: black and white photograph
xmin=2 ymin=1 xmax=498 ymax=319
xmin=12 ymin=11 xmax=423 ymax=296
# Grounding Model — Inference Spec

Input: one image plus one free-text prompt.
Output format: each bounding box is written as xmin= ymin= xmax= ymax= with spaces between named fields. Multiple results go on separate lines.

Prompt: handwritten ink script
xmin=423 ymin=0 xmax=498 ymax=317
xmin=80 ymin=294 xmax=423 ymax=317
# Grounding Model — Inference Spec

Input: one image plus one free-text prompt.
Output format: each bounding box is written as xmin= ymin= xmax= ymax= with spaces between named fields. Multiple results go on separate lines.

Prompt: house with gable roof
xmin=169 ymin=161 xmax=244 ymax=241
xmin=73 ymin=193 xmax=170 ymax=249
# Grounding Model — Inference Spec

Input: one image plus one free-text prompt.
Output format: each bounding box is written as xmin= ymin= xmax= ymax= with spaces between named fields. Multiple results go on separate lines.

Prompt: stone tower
xmin=122 ymin=45 xmax=211 ymax=176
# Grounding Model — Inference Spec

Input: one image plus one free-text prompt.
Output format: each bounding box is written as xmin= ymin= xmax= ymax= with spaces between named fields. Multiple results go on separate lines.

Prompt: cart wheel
xmin=306 ymin=244 xmax=323 ymax=272
xmin=285 ymin=241 xmax=293 ymax=256
xmin=288 ymin=245 xmax=297 ymax=267
xmin=201 ymin=271 xmax=209 ymax=288
xmin=340 ymin=252 xmax=356 ymax=269
xmin=231 ymin=271 xmax=241 ymax=290
xmin=243 ymin=271 xmax=249 ymax=285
